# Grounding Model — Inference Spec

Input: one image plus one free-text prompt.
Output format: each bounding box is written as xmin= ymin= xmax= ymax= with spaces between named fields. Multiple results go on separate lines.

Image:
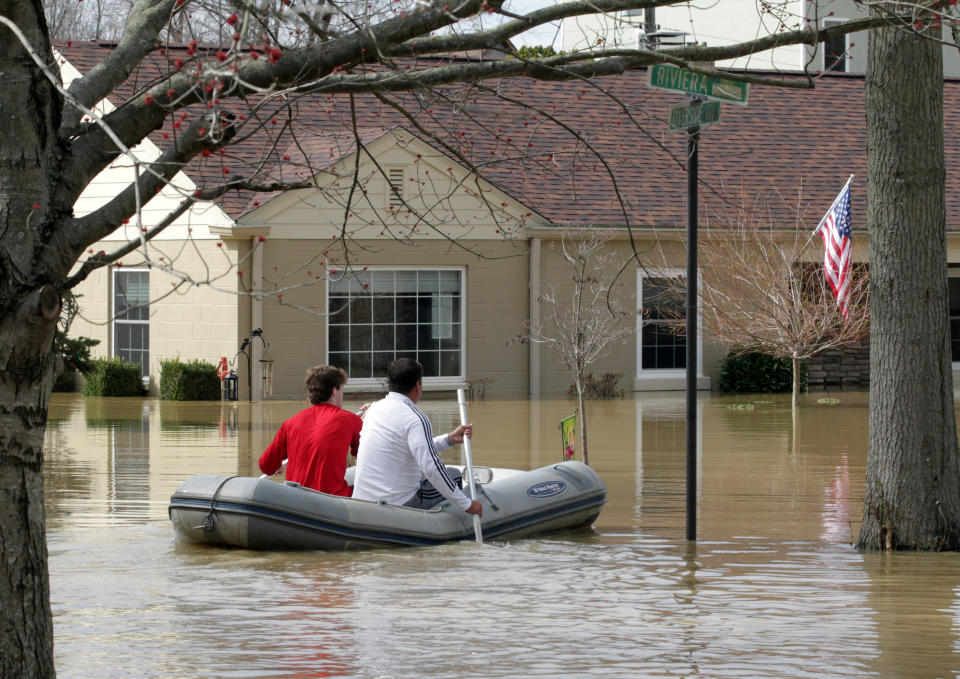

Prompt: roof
xmin=58 ymin=41 xmax=960 ymax=231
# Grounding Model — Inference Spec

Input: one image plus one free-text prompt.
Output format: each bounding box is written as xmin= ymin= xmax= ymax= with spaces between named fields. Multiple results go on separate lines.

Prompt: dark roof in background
xmin=58 ymin=42 xmax=960 ymax=231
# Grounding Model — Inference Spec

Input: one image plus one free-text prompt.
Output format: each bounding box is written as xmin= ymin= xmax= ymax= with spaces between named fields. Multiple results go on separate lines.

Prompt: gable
xmin=237 ymin=129 xmax=545 ymax=240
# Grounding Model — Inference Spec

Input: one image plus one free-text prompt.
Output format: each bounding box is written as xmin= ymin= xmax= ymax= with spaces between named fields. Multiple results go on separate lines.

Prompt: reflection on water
xmin=44 ymin=392 xmax=960 ymax=678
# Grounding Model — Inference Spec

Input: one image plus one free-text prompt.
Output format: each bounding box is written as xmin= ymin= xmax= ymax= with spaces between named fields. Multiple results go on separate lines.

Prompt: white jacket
xmin=352 ymin=392 xmax=471 ymax=510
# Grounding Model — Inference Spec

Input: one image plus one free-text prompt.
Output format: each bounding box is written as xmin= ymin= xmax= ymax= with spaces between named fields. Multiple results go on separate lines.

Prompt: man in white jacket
xmin=352 ymin=358 xmax=482 ymax=516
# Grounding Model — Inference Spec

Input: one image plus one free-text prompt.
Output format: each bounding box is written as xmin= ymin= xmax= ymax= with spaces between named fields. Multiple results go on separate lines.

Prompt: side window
xmin=823 ymin=19 xmax=849 ymax=73
xmin=113 ymin=269 xmax=150 ymax=377
xmin=639 ymin=274 xmax=686 ymax=371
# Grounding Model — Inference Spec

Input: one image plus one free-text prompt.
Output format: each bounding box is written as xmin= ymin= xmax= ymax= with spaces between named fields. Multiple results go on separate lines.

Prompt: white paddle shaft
xmin=457 ymin=388 xmax=483 ymax=544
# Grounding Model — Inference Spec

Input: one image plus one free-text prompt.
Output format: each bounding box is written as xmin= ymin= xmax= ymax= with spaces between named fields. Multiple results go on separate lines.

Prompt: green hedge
xmin=81 ymin=358 xmax=144 ymax=397
xmin=717 ymin=351 xmax=807 ymax=394
xmin=159 ymin=358 xmax=221 ymax=401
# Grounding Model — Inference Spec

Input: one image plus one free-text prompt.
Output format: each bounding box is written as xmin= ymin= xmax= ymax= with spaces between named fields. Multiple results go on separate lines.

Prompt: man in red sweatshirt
xmin=258 ymin=365 xmax=362 ymax=496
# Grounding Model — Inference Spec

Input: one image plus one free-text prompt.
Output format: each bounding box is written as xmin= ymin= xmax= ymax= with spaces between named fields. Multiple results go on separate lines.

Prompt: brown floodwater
xmin=44 ymin=391 xmax=960 ymax=678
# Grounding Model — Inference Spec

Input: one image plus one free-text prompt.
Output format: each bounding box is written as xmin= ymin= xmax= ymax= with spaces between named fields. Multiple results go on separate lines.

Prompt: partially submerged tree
xmin=857 ymin=4 xmax=960 ymax=551
xmin=666 ymin=190 xmax=870 ymax=410
xmin=521 ymin=229 xmax=635 ymax=465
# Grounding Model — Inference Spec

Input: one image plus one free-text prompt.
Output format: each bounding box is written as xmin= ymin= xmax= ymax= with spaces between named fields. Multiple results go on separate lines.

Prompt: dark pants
xmin=403 ymin=466 xmax=463 ymax=509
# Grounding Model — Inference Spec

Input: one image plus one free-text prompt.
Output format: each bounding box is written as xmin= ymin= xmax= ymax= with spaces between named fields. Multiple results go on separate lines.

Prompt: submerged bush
xmin=81 ymin=358 xmax=144 ymax=397
xmin=159 ymin=359 xmax=221 ymax=401
xmin=568 ymin=372 xmax=624 ymax=399
xmin=718 ymin=351 xmax=806 ymax=394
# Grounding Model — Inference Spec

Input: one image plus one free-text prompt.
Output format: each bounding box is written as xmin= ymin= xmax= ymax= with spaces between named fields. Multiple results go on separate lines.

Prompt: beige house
xmin=61 ymin=44 xmax=960 ymax=400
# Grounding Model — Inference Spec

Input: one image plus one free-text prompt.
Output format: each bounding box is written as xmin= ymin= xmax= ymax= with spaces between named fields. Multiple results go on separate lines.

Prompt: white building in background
xmin=560 ymin=0 xmax=960 ymax=75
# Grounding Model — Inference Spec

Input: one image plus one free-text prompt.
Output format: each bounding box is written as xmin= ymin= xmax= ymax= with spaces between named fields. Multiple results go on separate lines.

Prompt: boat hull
xmin=168 ymin=461 xmax=606 ymax=550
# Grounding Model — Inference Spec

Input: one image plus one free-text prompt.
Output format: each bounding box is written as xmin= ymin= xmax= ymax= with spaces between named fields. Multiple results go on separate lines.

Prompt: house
xmin=560 ymin=1 xmax=960 ymax=75
xmin=59 ymin=42 xmax=960 ymax=400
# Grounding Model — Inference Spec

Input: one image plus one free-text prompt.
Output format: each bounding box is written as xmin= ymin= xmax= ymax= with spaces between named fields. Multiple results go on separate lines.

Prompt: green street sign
xmin=647 ymin=64 xmax=749 ymax=106
xmin=669 ymin=101 xmax=721 ymax=131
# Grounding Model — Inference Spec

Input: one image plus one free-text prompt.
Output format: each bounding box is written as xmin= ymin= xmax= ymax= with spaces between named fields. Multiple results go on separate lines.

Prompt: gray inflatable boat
xmin=168 ymin=461 xmax=606 ymax=550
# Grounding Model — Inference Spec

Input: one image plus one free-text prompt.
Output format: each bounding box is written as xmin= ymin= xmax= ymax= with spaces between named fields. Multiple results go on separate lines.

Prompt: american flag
xmin=817 ymin=178 xmax=853 ymax=319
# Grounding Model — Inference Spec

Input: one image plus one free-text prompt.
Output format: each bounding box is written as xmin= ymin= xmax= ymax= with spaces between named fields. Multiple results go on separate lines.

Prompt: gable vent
xmin=388 ymin=168 xmax=404 ymax=210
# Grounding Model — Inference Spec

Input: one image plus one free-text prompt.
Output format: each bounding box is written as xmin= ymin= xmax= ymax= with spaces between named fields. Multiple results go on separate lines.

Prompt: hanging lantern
xmin=224 ymin=370 xmax=239 ymax=401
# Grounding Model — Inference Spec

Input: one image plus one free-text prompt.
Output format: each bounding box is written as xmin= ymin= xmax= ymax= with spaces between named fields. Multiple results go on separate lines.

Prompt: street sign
xmin=669 ymin=101 xmax=721 ymax=131
xmin=647 ymin=64 xmax=749 ymax=105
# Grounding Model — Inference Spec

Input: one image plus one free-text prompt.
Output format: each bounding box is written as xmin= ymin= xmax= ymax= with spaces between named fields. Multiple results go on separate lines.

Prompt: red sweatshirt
xmin=258 ymin=404 xmax=363 ymax=496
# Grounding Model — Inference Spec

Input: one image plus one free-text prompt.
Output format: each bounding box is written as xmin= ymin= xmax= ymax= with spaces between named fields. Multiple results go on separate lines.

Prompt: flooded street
xmin=44 ymin=392 xmax=960 ymax=678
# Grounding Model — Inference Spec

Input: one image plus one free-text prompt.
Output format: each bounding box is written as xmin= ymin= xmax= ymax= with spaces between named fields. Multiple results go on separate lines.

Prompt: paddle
xmin=456 ymin=387 xmax=483 ymax=544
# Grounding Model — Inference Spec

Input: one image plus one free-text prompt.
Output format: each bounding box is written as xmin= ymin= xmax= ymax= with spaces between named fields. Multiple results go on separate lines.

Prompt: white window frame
xmin=822 ymin=18 xmax=851 ymax=73
xmin=325 ymin=266 xmax=467 ymax=390
xmin=636 ymin=267 xmax=703 ymax=385
xmin=112 ymin=267 xmax=150 ymax=378
xmin=949 ymin=271 xmax=960 ymax=371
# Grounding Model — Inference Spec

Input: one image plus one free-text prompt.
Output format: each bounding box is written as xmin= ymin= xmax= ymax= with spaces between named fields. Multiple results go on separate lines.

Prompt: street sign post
xmin=647 ymin=64 xmax=749 ymax=105
xmin=669 ymin=101 xmax=721 ymax=131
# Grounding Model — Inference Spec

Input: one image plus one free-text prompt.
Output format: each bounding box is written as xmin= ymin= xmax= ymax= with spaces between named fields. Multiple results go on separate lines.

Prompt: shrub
xmin=159 ymin=358 xmax=221 ymax=401
xmin=717 ymin=351 xmax=807 ymax=394
xmin=53 ymin=334 xmax=100 ymax=393
xmin=568 ymin=372 xmax=624 ymax=399
xmin=81 ymin=358 xmax=144 ymax=397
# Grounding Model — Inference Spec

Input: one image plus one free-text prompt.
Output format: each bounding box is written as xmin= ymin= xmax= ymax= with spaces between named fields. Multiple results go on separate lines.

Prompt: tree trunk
xmin=791 ymin=355 xmax=800 ymax=412
xmin=0 ymin=2 xmax=62 ymax=673
xmin=577 ymin=384 xmax=590 ymax=466
xmin=857 ymin=13 xmax=960 ymax=550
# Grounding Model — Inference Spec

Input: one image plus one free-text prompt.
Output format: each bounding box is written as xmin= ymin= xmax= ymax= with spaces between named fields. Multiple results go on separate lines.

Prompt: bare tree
xmin=521 ymin=229 xmax=635 ymax=465
xmin=663 ymin=190 xmax=870 ymax=410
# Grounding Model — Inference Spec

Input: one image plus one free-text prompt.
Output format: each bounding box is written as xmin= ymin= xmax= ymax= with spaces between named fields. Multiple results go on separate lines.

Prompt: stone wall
xmin=806 ymin=340 xmax=870 ymax=389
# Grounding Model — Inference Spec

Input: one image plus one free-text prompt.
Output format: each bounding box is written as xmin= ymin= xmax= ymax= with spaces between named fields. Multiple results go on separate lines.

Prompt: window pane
xmin=329 ymin=297 xmax=349 ymax=324
xmin=642 ymin=322 xmax=685 ymax=370
xmin=370 ymin=270 xmax=395 ymax=293
xmin=418 ymin=350 xmax=438 ymax=376
xmin=329 ymin=325 xmax=349 ymax=352
xmin=329 ymin=352 xmax=349 ymax=370
xmin=418 ymin=270 xmax=439 ymax=293
xmin=350 ymin=351 xmax=372 ymax=378
xmin=372 ymin=297 xmax=394 ymax=324
xmin=373 ymin=351 xmax=394 ymax=375
xmin=373 ymin=326 xmax=395 ymax=351
xmin=417 ymin=323 xmax=439 ymax=351
xmin=439 ymin=270 xmax=460 ymax=293
xmin=643 ymin=278 xmax=685 ymax=320
xmin=349 ymin=297 xmax=371 ymax=324
xmin=396 ymin=296 xmax=417 ymax=323
xmin=351 ymin=325 xmax=371 ymax=352
xmin=440 ymin=350 xmax=460 ymax=376
xmin=396 ymin=271 xmax=418 ymax=293
xmin=440 ymin=325 xmax=461 ymax=350
xmin=396 ymin=324 xmax=417 ymax=351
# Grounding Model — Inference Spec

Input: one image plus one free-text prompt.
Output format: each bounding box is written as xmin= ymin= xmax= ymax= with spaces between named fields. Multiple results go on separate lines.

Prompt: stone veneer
xmin=805 ymin=340 xmax=870 ymax=390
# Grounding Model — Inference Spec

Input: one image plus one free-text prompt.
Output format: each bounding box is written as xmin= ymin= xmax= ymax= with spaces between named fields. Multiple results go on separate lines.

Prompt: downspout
xmin=251 ymin=235 xmax=263 ymax=402
xmin=529 ymin=237 xmax=541 ymax=397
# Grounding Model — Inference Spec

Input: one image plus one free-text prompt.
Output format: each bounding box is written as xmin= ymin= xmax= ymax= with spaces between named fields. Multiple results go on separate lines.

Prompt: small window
xmin=387 ymin=168 xmax=404 ymax=210
xmin=640 ymin=275 xmax=686 ymax=371
xmin=113 ymin=269 xmax=150 ymax=377
xmin=823 ymin=19 xmax=849 ymax=73
xmin=950 ymin=277 xmax=960 ymax=362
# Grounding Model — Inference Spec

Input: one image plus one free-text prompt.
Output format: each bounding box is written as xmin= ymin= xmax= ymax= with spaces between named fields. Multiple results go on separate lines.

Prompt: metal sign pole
xmin=686 ymin=123 xmax=699 ymax=542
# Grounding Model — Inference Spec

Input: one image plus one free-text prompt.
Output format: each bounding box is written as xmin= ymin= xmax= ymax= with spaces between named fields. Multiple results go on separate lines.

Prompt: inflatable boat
xmin=168 ymin=461 xmax=606 ymax=550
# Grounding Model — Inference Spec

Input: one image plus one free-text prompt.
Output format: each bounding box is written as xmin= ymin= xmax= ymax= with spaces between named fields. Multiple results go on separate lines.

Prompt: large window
xmin=327 ymin=269 xmax=464 ymax=381
xmin=638 ymin=272 xmax=687 ymax=372
xmin=113 ymin=269 xmax=149 ymax=377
